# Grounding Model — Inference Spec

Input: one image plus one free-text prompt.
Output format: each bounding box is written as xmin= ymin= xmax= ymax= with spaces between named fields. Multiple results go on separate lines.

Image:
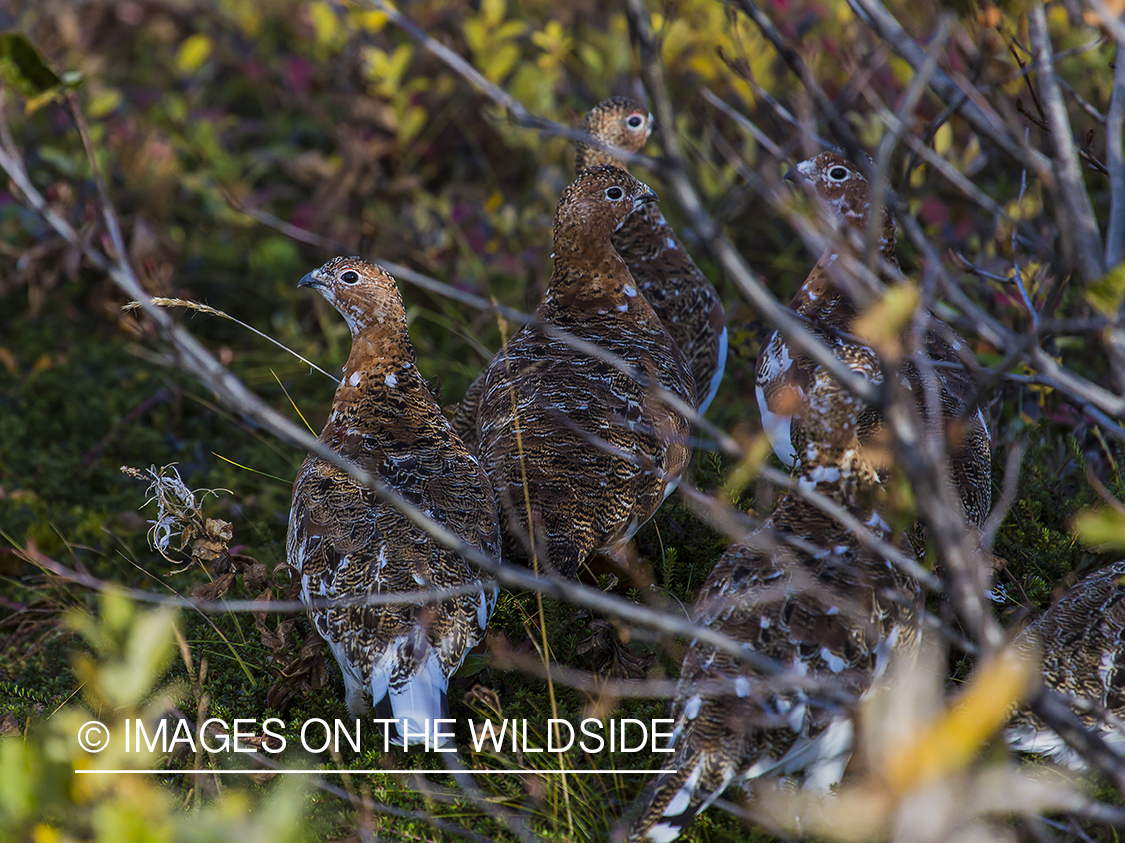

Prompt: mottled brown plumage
xmin=469 ymin=165 xmax=695 ymax=578
xmin=1006 ymin=560 xmax=1125 ymax=768
xmin=755 ymin=150 xmax=991 ymax=526
xmin=625 ymin=345 xmax=921 ymax=843
xmin=287 ymin=257 xmax=500 ymax=744
xmin=575 ymin=96 xmax=727 ymax=415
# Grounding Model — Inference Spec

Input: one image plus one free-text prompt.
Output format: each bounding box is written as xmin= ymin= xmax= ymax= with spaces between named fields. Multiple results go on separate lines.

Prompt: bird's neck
xmin=836 ymin=205 xmax=899 ymax=268
xmin=546 ymin=244 xmax=635 ymax=306
xmin=323 ymin=342 xmax=427 ymax=447
xmin=575 ymin=143 xmax=625 ymax=171
xmin=803 ymin=208 xmax=899 ymax=322
xmin=340 ymin=322 xmax=416 ymax=381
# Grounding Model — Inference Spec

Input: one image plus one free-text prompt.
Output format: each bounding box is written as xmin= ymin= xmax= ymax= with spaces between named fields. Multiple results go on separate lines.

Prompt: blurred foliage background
xmin=1 ymin=0 xmax=1124 ymax=840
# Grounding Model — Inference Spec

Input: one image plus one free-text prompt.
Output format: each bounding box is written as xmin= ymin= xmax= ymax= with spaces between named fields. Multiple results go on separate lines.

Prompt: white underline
xmin=75 ymin=769 xmax=675 ymax=775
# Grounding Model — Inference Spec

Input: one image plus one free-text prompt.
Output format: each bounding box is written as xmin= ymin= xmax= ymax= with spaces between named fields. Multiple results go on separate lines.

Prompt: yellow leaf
xmin=884 ymin=646 xmax=1032 ymax=794
xmin=30 ymin=352 xmax=53 ymax=375
xmin=463 ymin=19 xmax=487 ymax=56
xmin=481 ymin=0 xmax=506 ymax=27
xmin=482 ymin=43 xmax=520 ymax=82
xmin=355 ymin=9 xmax=388 ymax=32
xmin=87 ymin=87 xmax=122 ymax=119
xmin=31 ymin=824 xmax=60 ymax=843
xmin=398 ymin=105 xmax=426 ymax=147
xmin=235 ymin=4 xmax=262 ymax=38
xmin=934 ymin=123 xmax=953 ymax=158
xmin=495 ymin=19 xmax=527 ymax=41
xmin=852 ymin=283 xmax=921 ymax=361
xmin=309 ymin=0 xmax=342 ymax=50
xmin=531 ymin=19 xmax=567 ymax=52
xmin=175 ymin=33 xmax=212 ymax=75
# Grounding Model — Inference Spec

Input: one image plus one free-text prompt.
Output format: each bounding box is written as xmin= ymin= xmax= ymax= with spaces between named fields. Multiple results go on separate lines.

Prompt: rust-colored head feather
xmin=786 ymin=150 xmax=897 ymax=263
xmin=552 ymin=164 xmax=658 ymax=264
xmin=299 ymin=257 xmax=415 ymax=375
xmin=575 ymin=96 xmax=652 ymax=170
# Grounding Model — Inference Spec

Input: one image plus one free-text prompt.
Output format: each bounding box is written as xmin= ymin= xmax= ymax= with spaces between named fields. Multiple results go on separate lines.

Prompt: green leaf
xmin=0 ymin=32 xmax=81 ymax=112
xmin=0 ymin=32 xmax=59 ymax=94
xmin=0 ymin=738 xmax=35 ymax=824
xmin=1073 ymin=506 xmax=1125 ymax=549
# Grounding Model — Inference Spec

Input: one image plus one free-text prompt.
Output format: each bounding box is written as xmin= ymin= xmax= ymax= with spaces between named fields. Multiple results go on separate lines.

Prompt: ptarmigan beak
xmin=299 ymin=270 xmax=325 ymax=289
xmin=635 ymin=189 xmax=659 ymax=209
xmin=783 ymin=159 xmax=817 ymax=183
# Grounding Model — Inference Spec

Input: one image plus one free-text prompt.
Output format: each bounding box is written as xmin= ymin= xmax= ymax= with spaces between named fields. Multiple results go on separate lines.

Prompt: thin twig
xmin=701 ymin=87 xmax=783 ymax=158
xmin=1105 ymin=40 xmax=1125 ymax=268
xmin=0 ymin=86 xmax=804 ymax=676
xmin=122 ymin=298 xmax=340 ymax=383
xmin=867 ymin=13 xmax=954 ymax=270
xmin=621 ymin=0 xmax=881 ymax=406
xmin=845 ymin=0 xmax=1052 ymax=178
xmin=728 ymin=0 xmax=862 ymax=156
xmin=1027 ymin=3 xmax=1106 ymax=284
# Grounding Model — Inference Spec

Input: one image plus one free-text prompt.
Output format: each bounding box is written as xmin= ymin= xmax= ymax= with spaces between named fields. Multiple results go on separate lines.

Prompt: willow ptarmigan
xmin=623 ymin=345 xmax=921 ymax=843
xmin=574 ymin=96 xmax=727 ymax=415
xmin=1005 ymin=559 xmax=1125 ymax=768
xmin=468 ymin=165 xmax=695 ymax=578
xmin=755 ymin=150 xmax=991 ymax=526
xmin=287 ymin=257 xmax=501 ymax=744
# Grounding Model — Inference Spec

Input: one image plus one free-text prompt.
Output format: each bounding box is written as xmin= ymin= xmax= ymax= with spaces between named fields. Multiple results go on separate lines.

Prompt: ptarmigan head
xmin=554 ymin=164 xmax=658 ymax=258
xmin=576 ymin=96 xmax=653 ymax=170
xmin=786 ymin=150 xmax=897 ymax=255
xmin=299 ymin=257 xmax=404 ymax=337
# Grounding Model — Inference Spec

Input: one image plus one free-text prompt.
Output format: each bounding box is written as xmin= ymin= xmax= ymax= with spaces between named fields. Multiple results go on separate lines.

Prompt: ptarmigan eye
xmin=626 ymin=114 xmax=645 ymax=129
xmin=605 ymin=186 xmax=625 ymax=201
xmin=827 ymin=166 xmax=849 ymax=182
xmin=341 ymin=270 xmax=360 ymax=284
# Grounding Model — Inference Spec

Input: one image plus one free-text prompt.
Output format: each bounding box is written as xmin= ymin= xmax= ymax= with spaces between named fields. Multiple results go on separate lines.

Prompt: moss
xmin=992 ymin=425 xmax=1125 ymax=618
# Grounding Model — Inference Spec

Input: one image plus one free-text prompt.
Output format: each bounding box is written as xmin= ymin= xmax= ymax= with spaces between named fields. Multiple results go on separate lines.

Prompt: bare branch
xmin=21 ymin=543 xmax=496 ymax=613
xmin=846 ymin=0 xmax=1053 ymax=177
xmin=1028 ymin=2 xmax=1106 ymax=283
xmin=701 ymin=87 xmax=783 ymax=158
xmin=979 ymin=441 xmax=1027 ymax=556
xmin=1105 ymin=41 xmax=1125 ymax=267
xmin=1029 ymin=684 xmax=1125 ymax=793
